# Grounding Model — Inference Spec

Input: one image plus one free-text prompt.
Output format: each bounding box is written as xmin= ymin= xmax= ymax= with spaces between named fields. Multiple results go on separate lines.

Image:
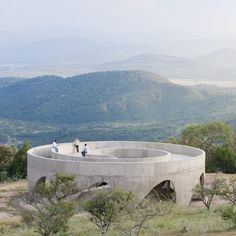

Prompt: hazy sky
xmin=0 ymin=0 xmax=235 ymax=36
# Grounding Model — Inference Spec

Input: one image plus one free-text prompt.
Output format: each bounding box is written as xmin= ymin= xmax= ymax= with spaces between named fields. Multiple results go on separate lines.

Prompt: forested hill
xmin=0 ymin=70 xmax=236 ymax=125
xmin=0 ymin=77 xmax=26 ymax=88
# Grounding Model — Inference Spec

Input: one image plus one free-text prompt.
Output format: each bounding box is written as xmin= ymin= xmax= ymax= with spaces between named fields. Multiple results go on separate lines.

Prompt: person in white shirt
xmin=74 ymin=138 xmax=80 ymax=153
xmin=81 ymin=143 xmax=89 ymax=157
xmin=53 ymin=139 xmax=58 ymax=152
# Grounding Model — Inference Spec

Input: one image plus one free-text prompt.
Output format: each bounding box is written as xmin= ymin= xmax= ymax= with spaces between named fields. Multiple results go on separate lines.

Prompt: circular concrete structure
xmin=27 ymin=141 xmax=205 ymax=205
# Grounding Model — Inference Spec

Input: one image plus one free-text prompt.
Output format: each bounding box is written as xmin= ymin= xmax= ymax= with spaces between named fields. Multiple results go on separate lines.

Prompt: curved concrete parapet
xmin=27 ymin=141 xmax=205 ymax=206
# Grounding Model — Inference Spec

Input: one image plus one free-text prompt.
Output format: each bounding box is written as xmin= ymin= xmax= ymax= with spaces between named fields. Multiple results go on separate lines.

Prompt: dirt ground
xmin=190 ymin=173 xmax=235 ymax=208
xmin=0 ymin=179 xmax=27 ymax=221
xmin=0 ymin=174 xmax=235 ymax=221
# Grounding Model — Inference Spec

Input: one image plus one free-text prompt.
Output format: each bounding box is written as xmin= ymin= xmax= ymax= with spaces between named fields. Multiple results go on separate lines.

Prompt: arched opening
xmin=200 ymin=173 xmax=204 ymax=188
xmin=88 ymin=181 xmax=110 ymax=190
xmin=146 ymin=180 xmax=176 ymax=202
xmin=77 ymin=181 xmax=111 ymax=202
xmin=191 ymin=173 xmax=204 ymax=201
xmin=29 ymin=176 xmax=46 ymax=201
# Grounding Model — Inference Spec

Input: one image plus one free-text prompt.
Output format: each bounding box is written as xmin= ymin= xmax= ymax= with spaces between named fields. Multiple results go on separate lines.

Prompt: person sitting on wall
xmin=53 ymin=139 xmax=58 ymax=152
xmin=74 ymin=138 xmax=80 ymax=153
xmin=81 ymin=143 xmax=89 ymax=157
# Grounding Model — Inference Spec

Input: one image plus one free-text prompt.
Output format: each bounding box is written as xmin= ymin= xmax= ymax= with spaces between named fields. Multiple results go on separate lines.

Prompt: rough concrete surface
xmin=27 ymin=141 xmax=205 ymax=205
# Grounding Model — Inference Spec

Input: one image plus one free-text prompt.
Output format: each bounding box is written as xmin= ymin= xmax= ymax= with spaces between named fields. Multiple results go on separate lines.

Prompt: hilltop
xmin=95 ymin=49 xmax=236 ymax=80
xmin=0 ymin=70 xmax=236 ymax=126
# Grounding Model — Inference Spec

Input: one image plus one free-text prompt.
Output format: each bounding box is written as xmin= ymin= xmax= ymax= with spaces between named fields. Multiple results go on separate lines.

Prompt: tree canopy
xmin=172 ymin=121 xmax=236 ymax=172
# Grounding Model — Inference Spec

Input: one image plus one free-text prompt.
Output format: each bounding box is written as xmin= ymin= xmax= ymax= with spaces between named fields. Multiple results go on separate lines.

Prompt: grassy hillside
xmin=1 ymin=70 xmax=236 ymax=145
xmin=0 ymin=70 xmax=236 ymax=126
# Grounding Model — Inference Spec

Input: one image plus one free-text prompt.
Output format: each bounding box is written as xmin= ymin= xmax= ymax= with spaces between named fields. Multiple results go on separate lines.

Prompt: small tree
xmin=8 ymin=141 xmax=32 ymax=178
xmin=23 ymin=173 xmax=79 ymax=236
xmin=35 ymin=173 xmax=79 ymax=202
xmin=179 ymin=122 xmax=234 ymax=153
xmin=175 ymin=121 xmax=234 ymax=172
xmin=0 ymin=144 xmax=16 ymax=181
xmin=117 ymin=196 xmax=173 ymax=236
xmin=211 ymin=146 xmax=236 ymax=173
xmin=219 ymin=177 xmax=236 ymax=227
xmin=193 ymin=177 xmax=225 ymax=211
xmin=37 ymin=201 xmax=75 ymax=236
xmin=83 ymin=189 xmax=134 ymax=236
xmin=220 ymin=177 xmax=236 ymax=205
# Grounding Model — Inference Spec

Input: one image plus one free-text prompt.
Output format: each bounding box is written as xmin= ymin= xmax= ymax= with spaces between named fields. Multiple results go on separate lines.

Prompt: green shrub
xmin=0 ymin=170 xmax=9 ymax=182
xmin=24 ymin=173 xmax=79 ymax=236
xmin=211 ymin=147 xmax=236 ymax=173
xmin=8 ymin=142 xmax=31 ymax=179
xmin=221 ymin=205 xmax=236 ymax=225
xmin=0 ymin=145 xmax=16 ymax=174
xmin=83 ymin=189 xmax=135 ymax=236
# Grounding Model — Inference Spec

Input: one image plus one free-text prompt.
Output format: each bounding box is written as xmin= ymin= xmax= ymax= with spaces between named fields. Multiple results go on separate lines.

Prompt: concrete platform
xmin=27 ymin=141 xmax=205 ymax=205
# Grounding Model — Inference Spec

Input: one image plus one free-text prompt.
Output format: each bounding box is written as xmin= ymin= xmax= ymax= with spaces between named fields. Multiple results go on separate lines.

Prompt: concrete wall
xmin=27 ymin=141 xmax=205 ymax=206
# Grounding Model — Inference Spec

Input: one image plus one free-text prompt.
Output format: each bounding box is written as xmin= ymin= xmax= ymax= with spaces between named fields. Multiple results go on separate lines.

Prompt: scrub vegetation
xmin=0 ymin=174 xmax=236 ymax=236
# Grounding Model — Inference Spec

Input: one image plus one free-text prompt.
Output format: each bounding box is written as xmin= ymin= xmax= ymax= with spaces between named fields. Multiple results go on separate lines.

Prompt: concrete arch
xmin=27 ymin=141 xmax=205 ymax=206
xmin=88 ymin=181 xmax=110 ymax=189
xmin=146 ymin=180 xmax=176 ymax=202
xmin=200 ymin=173 xmax=204 ymax=187
xmin=29 ymin=176 xmax=46 ymax=200
xmin=191 ymin=173 xmax=205 ymax=201
xmin=77 ymin=181 xmax=111 ymax=201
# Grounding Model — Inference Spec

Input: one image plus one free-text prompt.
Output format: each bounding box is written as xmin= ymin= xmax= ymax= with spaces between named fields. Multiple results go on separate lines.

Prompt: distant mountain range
xmin=1 ymin=41 xmax=236 ymax=80
xmin=0 ymin=70 xmax=236 ymax=126
xmin=1 ymin=28 xmax=236 ymax=81
xmin=94 ymin=49 xmax=236 ymax=80
xmin=0 ymin=36 xmax=152 ymax=65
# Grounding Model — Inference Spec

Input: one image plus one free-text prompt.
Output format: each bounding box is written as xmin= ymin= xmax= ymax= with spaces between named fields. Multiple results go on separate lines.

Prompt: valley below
xmin=170 ymin=79 xmax=236 ymax=87
xmin=1 ymin=70 xmax=236 ymax=146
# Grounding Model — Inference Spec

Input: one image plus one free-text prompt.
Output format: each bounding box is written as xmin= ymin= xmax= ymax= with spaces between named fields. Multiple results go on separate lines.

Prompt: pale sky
xmin=0 ymin=0 xmax=235 ymax=36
